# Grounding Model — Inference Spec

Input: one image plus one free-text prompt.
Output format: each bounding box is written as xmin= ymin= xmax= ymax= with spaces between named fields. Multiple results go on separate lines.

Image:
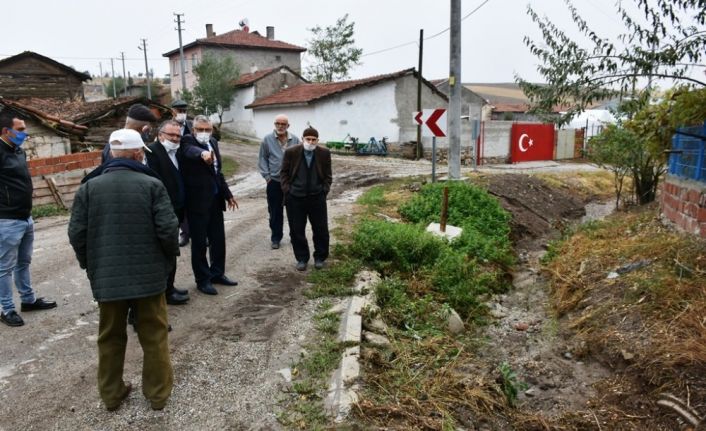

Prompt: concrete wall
xmin=395 ymin=75 xmax=450 ymax=147
xmin=480 ymin=121 xmax=513 ymax=160
xmin=660 ymin=175 xmax=706 ymax=239
xmin=169 ymin=45 xmax=301 ymax=97
xmin=252 ymin=82 xmax=399 ymax=142
xmin=22 ymin=118 xmax=71 ymax=160
xmin=220 ymin=86 xmax=256 ymax=137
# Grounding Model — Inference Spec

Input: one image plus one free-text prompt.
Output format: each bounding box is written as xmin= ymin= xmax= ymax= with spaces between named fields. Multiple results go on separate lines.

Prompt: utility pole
xmin=416 ymin=29 xmax=424 ymax=160
xmin=99 ymin=62 xmax=103 ymax=78
xmin=138 ymin=38 xmax=152 ymax=99
xmin=110 ymin=58 xmax=117 ymax=99
xmin=120 ymin=51 xmax=127 ymax=96
xmin=174 ymin=13 xmax=187 ymax=94
xmin=448 ymin=0 xmax=462 ymax=180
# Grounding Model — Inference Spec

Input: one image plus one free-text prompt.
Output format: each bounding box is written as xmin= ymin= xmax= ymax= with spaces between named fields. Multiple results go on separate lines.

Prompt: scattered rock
xmin=363 ymin=331 xmax=391 ymax=347
xmin=374 ymin=213 xmax=401 ymax=223
xmin=408 ymin=182 xmax=422 ymax=192
xmin=606 ymin=271 xmax=619 ymax=279
xmin=446 ymin=308 xmax=465 ymax=334
xmin=524 ymin=387 xmax=537 ymax=397
xmin=489 ymin=303 xmax=508 ymax=318
xmin=363 ymin=317 xmax=388 ymax=334
xmin=616 ymin=259 xmax=654 ymax=275
xmin=277 ymin=368 xmax=292 ymax=382
xmin=621 ymin=350 xmax=635 ymax=360
xmin=563 ymin=352 xmax=573 ymax=360
xmin=514 ymin=322 xmax=530 ymax=331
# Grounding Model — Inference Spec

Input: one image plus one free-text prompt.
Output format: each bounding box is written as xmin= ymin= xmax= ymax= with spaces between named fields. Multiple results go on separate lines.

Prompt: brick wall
xmin=660 ymin=175 xmax=706 ymax=239
xmin=27 ymin=151 xmax=101 ymax=177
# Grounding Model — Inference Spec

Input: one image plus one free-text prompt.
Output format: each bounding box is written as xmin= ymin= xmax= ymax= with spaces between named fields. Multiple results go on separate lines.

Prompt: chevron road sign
xmin=413 ymin=108 xmax=447 ymax=137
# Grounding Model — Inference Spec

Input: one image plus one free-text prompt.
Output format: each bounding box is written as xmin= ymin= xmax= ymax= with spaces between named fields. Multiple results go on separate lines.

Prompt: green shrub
xmin=32 ymin=204 xmax=68 ymax=219
xmin=374 ymin=277 xmax=444 ymax=334
xmin=350 ymin=220 xmax=444 ymax=274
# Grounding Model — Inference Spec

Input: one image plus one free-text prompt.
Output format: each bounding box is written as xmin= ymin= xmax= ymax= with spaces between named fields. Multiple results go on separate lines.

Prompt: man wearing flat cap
xmin=279 ymin=126 xmax=332 ymax=271
xmin=170 ymin=99 xmax=192 ymax=137
xmin=69 ymin=128 xmax=178 ymax=412
xmin=101 ymin=104 xmax=158 ymax=163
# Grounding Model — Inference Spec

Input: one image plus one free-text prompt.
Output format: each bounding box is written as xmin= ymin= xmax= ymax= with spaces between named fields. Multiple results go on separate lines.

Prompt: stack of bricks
xmin=27 ymin=151 xmax=101 ymax=178
xmin=660 ymin=176 xmax=706 ymax=239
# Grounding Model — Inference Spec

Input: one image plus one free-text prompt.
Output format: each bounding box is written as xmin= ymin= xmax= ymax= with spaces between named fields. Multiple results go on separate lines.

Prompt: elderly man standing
xmin=101 ymin=104 xmax=157 ymax=163
xmin=180 ymin=115 xmax=238 ymax=295
xmin=69 ymin=129 xmax=178 ymax=411
xmin=280 ymin=126 xmax=332 ymax=271
xmin=258 ymin=114 xmax=300 ymax=249
xmin=0 ymin=113 xmax=57 ymax=327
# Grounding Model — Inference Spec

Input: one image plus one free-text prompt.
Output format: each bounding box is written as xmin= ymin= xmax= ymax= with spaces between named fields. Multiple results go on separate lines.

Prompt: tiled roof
xmin=13 ymin=97 xmax=144 ymax=123
xmin=246 ymin=68 xmax=447 ymax=109
xmin=491 ymin=103 xmax=530 ymax=113
xmin=0 ymin=98 xmax=88 ymax=135
xmin=234 ymin=66 xmax=306 ymax=88
xmin=163 ymin=29 xmax=306 ymax=57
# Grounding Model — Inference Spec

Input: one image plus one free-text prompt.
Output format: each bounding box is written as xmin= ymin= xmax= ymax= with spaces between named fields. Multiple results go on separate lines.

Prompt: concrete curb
xmin=324 ymin=270 xmax=380 ymax=421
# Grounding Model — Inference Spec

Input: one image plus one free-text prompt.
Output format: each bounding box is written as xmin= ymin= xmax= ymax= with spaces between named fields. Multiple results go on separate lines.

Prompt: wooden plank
xmin=45 ymin=177 xmax=67 ymax=209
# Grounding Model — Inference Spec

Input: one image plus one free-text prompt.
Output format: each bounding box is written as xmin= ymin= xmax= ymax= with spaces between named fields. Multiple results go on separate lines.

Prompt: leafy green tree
xmin=305 ymin=14 xmax=363 ymax=82
xmin=517 ymin=0 xmax=706 ymax=124
xmin=103 ymin=77 xmax=126 ymax=98
xmin=182 ymin=53 xmax=239 ymax=127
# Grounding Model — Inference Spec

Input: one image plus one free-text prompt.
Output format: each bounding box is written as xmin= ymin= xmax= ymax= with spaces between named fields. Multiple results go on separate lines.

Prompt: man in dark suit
xmin=280 ymin=126 xmax=332 ymax=271
xmin=179 ymin=115 xmax=238 ymax=295
xmin=146 ymin=120 xmax=190 ymax=305
xmin=171 ymin=99 xmax=193 ymax=247
xmin=101 ymin=104 xmax=157 ymax=163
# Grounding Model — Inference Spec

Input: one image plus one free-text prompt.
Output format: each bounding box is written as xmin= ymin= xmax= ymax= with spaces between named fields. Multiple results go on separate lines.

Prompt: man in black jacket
xmin=0 ymin=112 xmax=57 ymax=327
xmin=146 ymin=120 xmax=190 ymax=305
xmin=101 ymin=104 xmax=157 ymax=163
xmin=180 ymin=115 xmax=238 ymax=295
xmin=280 ymin=126 xmax=332 ymax=271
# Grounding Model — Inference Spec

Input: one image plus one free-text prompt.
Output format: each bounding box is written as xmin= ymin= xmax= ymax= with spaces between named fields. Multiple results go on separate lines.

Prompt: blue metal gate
xmin=669 ymin=122 xmax=706 ymax=182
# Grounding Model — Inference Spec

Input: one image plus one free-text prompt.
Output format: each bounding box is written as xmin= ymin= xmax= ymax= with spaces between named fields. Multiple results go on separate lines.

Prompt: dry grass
xmin=545 ymin=202 xmax=706 ymax=396
xmin=533 ymin=171 xmax=616 ymax=201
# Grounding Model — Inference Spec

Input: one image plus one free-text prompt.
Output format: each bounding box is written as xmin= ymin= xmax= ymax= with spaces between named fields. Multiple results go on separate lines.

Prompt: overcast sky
xmin=2 ymin=0 xmax=694 ymax=84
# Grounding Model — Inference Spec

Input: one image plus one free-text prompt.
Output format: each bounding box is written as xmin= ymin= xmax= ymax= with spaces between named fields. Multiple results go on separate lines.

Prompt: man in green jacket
xmin=68 ymin=129 xmax=179 ymax=412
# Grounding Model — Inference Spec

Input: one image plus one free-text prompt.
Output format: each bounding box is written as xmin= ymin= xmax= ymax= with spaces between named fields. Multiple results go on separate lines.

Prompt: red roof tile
xmin=163 ymin=30 xmax=305 ymax=57
xmin=246 ymin=69 xmax=446 ymax=109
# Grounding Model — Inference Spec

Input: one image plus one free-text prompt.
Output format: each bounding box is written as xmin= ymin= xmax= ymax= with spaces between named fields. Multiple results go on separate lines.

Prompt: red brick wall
xmin=660 ymin=176 xmax=706 ymax=239
xmin=27 ymin=151 xmax=101 ymax=177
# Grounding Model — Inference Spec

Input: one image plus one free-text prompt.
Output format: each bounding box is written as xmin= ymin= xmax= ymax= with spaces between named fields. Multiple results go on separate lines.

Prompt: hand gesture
xmin=227 ymin=197 xmax=239 ymax=211
xmin=201 ymin=150 xmax=214 ymax=165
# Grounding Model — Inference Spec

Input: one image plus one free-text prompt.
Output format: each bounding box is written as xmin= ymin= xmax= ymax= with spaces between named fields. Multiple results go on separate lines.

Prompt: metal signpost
xmin=413 ymin=108 xmax=448 ymax=182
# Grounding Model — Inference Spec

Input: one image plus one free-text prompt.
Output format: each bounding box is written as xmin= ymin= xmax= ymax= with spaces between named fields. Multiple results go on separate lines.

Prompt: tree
xmin=103 ymin=77 xmax=126 ymax=98
xmin=182 ymin=53 xmax=239 ymax=127
xmin=305 ymin=14 xmax=363 ymax=82
xmin=517 ymin=0 xmax=706 ymax=124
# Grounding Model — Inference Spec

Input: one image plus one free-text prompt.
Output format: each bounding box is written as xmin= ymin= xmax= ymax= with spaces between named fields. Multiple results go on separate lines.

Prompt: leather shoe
xmin=314 ymin=259 xmax=325 ymax=270
xmin=106 ymin=382 xmax=132 ymax=411
xmin=271 ymin=241 xmax=280 ymax=249
xmin=211 ymin=275 xmax=238 ymax=286
xmin=197 ymin=282 xmax=218 ymax=295
xmin=173 ymin=287 xmax=188 ymax=295
xmin=1 ymin=310 xmax=24 ymax=327
xmin=296 ymin=261 xmax=307 ymax=271
xmin=166 ymin=291 xmax=189 ymax=305
xmin=179 ymin=234 xmax=189 ymax=247
xmin=20 ymin=297 xmax=57 ymax=311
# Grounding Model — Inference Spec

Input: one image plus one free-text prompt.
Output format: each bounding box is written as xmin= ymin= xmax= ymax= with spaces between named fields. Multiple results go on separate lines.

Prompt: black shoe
xmin=20 ymin=297 xmax=57 ymax=311
xmin=173 ymin=287 xmax=188 ymax=295
xmin=211 ymin=275 xmax=238 ymax=286
xmin=314 ymin=259 xmax=325 ymax=270
xmin=197 ymin=282 xmax=218 ymax=295
xmin=166 ymin=291 xmax=189 ymax=305
xmin=179 ymin=235 xmax=189 ymax=247
xmin=0 ymin=310 xmax=24 ymax=327
xmin=271 ymin=241 xmax=280 ymax=249
xmin=296 ymin=261 xmax=307 ymax=271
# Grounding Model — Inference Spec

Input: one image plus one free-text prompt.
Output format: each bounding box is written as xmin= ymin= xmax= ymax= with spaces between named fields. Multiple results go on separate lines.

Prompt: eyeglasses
xmin=160 ymin=132 xmax=182 ymax=140
xmin=274 ymin=122 xmax=288 ymax=126
xmin=193 ymin=127 xmax=212 ymax=133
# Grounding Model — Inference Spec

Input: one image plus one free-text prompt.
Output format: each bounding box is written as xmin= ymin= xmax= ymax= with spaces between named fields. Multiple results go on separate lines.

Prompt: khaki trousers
xmin=97 ymin=293 xmax=173 ymax=409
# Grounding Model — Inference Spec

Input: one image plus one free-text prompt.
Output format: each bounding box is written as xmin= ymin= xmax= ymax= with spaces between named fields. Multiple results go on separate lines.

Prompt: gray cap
xmin=171 ymin=99 xmax=188 ymax=108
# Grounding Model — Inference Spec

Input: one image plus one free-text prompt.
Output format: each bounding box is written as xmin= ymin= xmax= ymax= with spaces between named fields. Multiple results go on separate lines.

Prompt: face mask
xmin=161 ymin=139 xmax=180 ymax=151
xmin=303 ymin=142 xmax=317 ymax=151
xmin=196 ymin=133 xmax=211 ymax=144
xmin=175 ymin=113 xmax=187 ymax=123
xmin=9 ymin=130 xmax=28 ymax=147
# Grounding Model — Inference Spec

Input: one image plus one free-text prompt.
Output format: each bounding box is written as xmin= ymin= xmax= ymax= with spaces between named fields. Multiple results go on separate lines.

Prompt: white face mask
xmin=196 ymin=133 xmax=211 ymax=144
xmin=303 ymin=142 xmax=317 ymax=151
xmin=161 ymin=139 xmax=180 ymax=151
xmin=175 ymin=113 xmax=187 ymax=123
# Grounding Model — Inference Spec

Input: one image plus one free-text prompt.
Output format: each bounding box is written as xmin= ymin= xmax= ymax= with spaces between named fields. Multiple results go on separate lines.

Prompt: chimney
xmin=266 ymin=26 xmax=274 ymax=40
xmin=206 ymin=24 xmax=214 ymax=38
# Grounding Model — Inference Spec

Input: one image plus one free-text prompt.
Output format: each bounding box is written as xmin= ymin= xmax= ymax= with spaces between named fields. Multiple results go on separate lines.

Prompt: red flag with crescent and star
xmin=510 ymin=123 xmax=555 ymax=163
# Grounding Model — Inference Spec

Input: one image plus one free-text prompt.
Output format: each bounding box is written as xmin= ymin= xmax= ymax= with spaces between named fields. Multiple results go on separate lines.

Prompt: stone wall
xmin=660 ymin=175 xmax=706 ymax=239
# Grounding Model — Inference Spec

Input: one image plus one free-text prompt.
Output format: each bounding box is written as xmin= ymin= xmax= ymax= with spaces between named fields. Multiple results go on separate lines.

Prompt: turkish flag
xmin=510 ymin=123 xmax=555 ymax=163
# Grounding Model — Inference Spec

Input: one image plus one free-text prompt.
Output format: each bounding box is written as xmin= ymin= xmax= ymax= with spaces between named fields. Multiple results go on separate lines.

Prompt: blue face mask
xmin=8 ymin=130 xmax=28 ymax=147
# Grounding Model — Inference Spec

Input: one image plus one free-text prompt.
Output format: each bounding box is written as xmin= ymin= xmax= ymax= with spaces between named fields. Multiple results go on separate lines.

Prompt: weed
xmin=314 ymin=311 xmax=340 ymax=335
xmin=498 ymin=362 xmax=527 ymax=407
xmin=32 ymin=204 xmax=68 ymax=219
xmin=358 ymin=185 xmax=386 ymax=208
xmin=306 ymin=259 xmax=361 ymax=298
xmin=220 ymin=155 xmax=239 ymax=177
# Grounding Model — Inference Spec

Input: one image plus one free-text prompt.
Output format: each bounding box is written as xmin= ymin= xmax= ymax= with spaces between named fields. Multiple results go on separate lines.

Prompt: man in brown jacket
xmin=279 ymin=126 xmax=332 ymax=271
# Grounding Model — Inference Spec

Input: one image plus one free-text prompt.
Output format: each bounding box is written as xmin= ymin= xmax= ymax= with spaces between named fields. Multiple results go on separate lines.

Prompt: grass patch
xmin=32 ymin=204 xmax=68 ymax=219
xmin=305 ymin=258 xmax=362 ymax=298
xmin=220 ymin=155 xmax=238 ymax=177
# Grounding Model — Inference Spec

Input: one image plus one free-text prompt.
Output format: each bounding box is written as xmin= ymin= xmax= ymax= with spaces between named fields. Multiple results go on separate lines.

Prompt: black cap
xmin=302 ymin=126 xmax=319 ymax=138
xmin=127 ymin=104 xmax=157 ymax=122
xmin=171 ymin=99 xmax=188 ymax=108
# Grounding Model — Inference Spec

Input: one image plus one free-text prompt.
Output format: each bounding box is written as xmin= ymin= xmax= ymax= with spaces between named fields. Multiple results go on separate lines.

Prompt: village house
xmin=162 ymin=23 xmax=306 ymax=97
xmin=0 ymin=51 xmax=90 ymax=101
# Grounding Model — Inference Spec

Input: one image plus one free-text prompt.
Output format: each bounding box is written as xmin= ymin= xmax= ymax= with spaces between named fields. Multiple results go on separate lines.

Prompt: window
xmin=192 ymin=54 xmax=199 ymax=69
xmin=172 ymin=60 xmax=178 ymax=75
xmin=275 ymin=55 xmax=281 ymax=62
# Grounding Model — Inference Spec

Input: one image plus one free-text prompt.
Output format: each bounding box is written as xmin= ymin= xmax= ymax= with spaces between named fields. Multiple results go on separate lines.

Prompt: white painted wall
xmin=219 ymin=86 xmax=256 ymax=137
xmin=252 ymin=81 xmax=400 ymax=142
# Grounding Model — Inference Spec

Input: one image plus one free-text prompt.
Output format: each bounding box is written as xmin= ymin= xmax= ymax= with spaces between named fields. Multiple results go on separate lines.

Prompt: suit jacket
xmin=146 ymin=141 xmax=185 ymax=221
xmin=280 ymin=144 xmax=332 ymax=196
xmin=178 ymin=134 xmax=233 ymax=214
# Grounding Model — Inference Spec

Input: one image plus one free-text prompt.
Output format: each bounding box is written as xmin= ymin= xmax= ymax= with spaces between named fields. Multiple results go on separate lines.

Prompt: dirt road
xmin=0 ymin=142 xmax=604 ymax=430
